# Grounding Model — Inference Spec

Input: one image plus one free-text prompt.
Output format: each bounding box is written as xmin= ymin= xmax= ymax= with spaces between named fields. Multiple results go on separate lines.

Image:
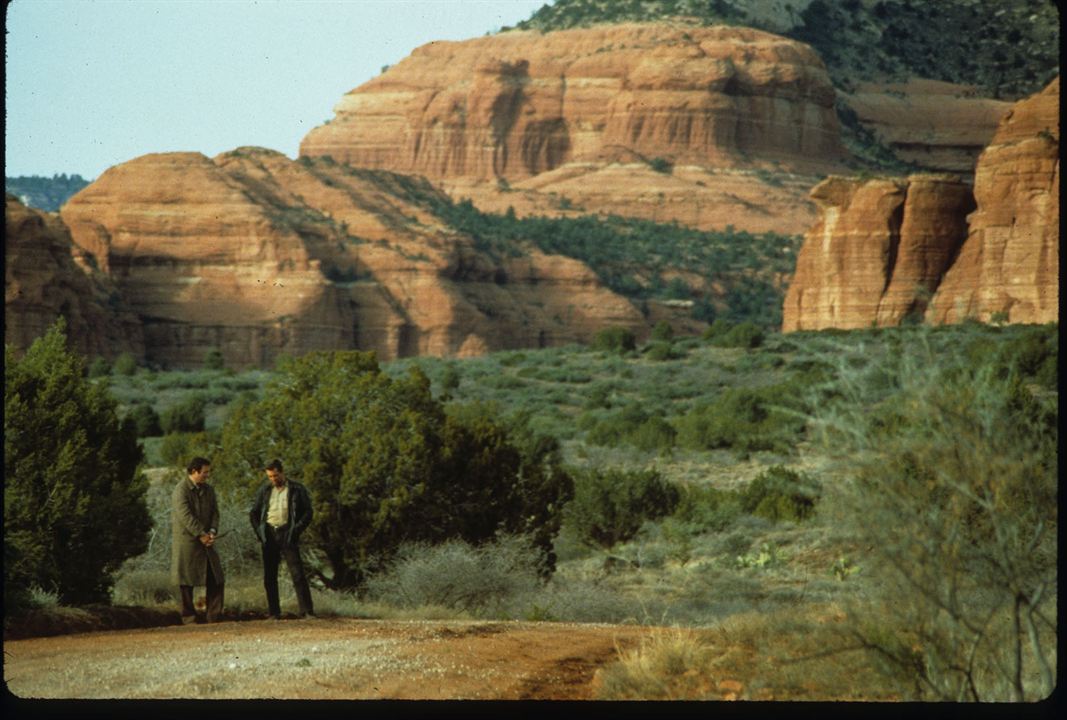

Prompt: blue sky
xmin=5 ymin=0 xmax=551 ymax=179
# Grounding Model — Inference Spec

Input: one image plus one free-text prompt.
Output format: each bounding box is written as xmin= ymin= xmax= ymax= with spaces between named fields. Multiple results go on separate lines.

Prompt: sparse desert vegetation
xmin=6 ymin=318 xmax=1055 ymax=700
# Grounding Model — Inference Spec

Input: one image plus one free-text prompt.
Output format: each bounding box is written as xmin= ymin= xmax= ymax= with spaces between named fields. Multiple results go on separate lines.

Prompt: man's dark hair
xmin=187 ymin=456 xmax=211 ymax=474
xmin=264 ymin=459 xmax=284 ymax=472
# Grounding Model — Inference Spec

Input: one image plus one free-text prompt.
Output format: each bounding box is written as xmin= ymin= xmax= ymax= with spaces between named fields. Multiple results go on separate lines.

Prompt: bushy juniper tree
xmin=4 ymin=319 xmax=151 ymax=607
xmin=214 ymin=350 xmax=572 ymax=588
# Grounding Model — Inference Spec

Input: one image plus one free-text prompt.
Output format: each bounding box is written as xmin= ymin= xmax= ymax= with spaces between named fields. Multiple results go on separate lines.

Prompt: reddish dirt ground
xmin=3 ymin=618 xmax=667 ymax=700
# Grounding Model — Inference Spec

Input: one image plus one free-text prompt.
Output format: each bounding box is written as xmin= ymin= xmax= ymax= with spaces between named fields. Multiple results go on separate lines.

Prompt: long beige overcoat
xmin=170 ymin=477 xmax=224 ymax=587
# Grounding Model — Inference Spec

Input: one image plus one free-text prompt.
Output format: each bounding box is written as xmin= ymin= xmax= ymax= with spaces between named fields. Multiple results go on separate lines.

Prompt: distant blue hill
xmin=6 ymin=174 xmax=91 ymax=212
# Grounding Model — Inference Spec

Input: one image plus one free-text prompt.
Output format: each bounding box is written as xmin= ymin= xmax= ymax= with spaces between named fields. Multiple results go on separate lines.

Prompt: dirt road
xmin=4 ymin=618 xmax=665 ymax=700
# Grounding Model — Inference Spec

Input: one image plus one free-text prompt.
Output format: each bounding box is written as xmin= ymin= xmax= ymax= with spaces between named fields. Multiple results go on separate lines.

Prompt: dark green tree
xmin=565 ymin=467 xmax=680 ymax=549
xmin=592 ymin=326 xmax=637 ymax=354
xmin=160 ymin=395 xmax=206 ymax=434
xmin=214 ymin=351 xmax=572 ymax=588
xmin=126 ymin=403 xmax=163 ymax=437
xmin=4 ymin=319 xmax=151 ymax=606
xmin=204 ymin=347 xmax=225 ymax=371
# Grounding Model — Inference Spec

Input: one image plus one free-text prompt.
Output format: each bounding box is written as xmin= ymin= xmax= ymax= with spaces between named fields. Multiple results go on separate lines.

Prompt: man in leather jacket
xmin=248 ymin=459 xmax=315 ymax=619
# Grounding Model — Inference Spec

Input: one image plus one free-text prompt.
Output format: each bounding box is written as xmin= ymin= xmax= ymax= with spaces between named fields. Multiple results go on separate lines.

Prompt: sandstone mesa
xmin=300 ymin=22 xmax=849 ymax=236
xmin=53 ymin=149 xmax=644 ymax=368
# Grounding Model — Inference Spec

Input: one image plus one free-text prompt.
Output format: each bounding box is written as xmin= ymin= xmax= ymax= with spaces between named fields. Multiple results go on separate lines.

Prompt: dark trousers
xmin=179 ymin=561 xmax=224 ymax=623
xmin=263 ymin=524 xmax=314 ymax=617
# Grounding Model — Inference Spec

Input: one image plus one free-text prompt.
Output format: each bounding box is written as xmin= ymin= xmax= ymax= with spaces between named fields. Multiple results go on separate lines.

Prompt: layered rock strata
xmin=5 ymin=195 xmax=145 ymax=359
xmin=926 ymin=77 xmax=1060 ymax=325
xmin=844 ymin=79 xmax=1012 ymax=178
xmin=57 ymin=149 xmax=644 ymax=368
xmin=300 ymin=23 xmax=844 ymax=234
xmin=781 ymin=174 xmax=973 ymax=331
xmin=783 ymin=77 xmax=1059 ymax=331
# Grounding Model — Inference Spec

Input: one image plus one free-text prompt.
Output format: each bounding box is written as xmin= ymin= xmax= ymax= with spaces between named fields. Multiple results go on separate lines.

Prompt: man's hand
xmin=199 ymin=533 xmax=215 ymax=547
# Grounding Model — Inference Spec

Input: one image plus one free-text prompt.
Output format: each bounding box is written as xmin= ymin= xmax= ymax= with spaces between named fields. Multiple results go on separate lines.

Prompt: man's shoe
xmin=268 ymin=614 xmax=282 ymax=621
xmin=298 ymin=612 xmax=317 ymax=619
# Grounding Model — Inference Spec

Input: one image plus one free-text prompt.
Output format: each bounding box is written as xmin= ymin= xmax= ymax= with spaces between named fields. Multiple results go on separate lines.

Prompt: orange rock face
xmin=57 ymin=149 xmax=645 ymax=368
xmin=300 ymin=23 xmax=844 ymax=234
xmin=845 ymin=79 xmax=1012 ymax=178
xmin=783 ymin=77 xmax=1059 ymax=331
xmin=781 ymin=174 xmax=973 ymax=331
xmin=926 ymin=77 xmax=1060 ymax=325
xmin=441 ymin=162 xmax=822 ymax=236
xmin=5 ymin=195 xmax=144 ymax=360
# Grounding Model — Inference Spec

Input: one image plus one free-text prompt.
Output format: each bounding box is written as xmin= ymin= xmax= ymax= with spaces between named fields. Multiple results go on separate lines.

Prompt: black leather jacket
xmin=249 ymin=480 xmax=313 ymax=546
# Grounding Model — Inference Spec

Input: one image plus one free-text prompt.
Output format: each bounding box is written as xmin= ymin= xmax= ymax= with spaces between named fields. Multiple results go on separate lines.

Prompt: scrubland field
xmin=8 ymin=320 xmax=1057 ymax=700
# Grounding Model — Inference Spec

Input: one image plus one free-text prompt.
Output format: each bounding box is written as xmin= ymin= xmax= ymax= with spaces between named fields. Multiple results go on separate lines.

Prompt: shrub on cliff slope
xmin=4 ymin=319 xmax=151 ymax=608
xmin=213 ymin=351 xmax=572 ymax=588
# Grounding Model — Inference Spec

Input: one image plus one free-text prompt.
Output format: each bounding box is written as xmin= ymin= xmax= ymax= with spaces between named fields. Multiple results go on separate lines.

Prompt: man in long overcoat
xmin=171 ymin=456 xmax=225 ymax=623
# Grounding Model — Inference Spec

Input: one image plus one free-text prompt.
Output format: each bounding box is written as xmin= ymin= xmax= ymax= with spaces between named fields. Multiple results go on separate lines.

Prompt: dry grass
xmin=596 ymin=603 xmax=903 ymax=701
xmin=595 ymin=628 xmax=719 ymax=699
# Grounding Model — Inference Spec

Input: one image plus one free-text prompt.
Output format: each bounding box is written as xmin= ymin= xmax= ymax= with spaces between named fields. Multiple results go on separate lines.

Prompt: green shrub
xmin=152 ymin=372 xmax=210 ymax=390
xmin=992 ymin=324 xmax=1057 ymax=388
xmin=438 ymin=363 xmax=461 ymax=397
xmin=648 ymin=156 xmax=673 ymax=174
xmin=4 ymin=320 xmax=151 ymax=607
xmin=214 ymin=351 xmax=573 ymax=588
xmin=160 ymin=396 xmax=206 ymax=434
xmin=739 ymin=466 xmax=821 ymax=522
xmin=112 ymin=352 xmax=137 ymax=376
xmin=716 ymin=321 xmax=765 ymax=349
xmin=126 ymin=404 xmax=163 ymax=438
xmin=159 ymin=431 xmax=217 ymax=468
xmin=819 ymin=333 xmax=1057 ymax=700
xmin=584 ymin=403 xmax=674 ymax=451
xmin=674 ymin=383 xmax=807 ymax=453
xmin=650 ymin=320 xmax=674 ymax=342
xmin=702 ymin=318 xmax=734 ymax=342
xmin=583 ymin=382 xmax=616 ymax=409
xmin=671 ymin=484 xmax=743 ymax=532
xmin=87 ymin=356 xmax=110 ymax=378
xmin=629 ymin=416 xmax=677 ymax=452
xmin=204 ymin=347 xmax=225 ymax=371
xmin=645 ymin=341 xmax=676 ymax=361
xmin=566 ymin=468 xmax=680 ymax=549
xmin=592 ymin=327 xmax=637 ymax=354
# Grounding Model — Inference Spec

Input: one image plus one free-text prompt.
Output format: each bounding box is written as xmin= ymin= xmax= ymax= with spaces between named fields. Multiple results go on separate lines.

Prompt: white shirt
xmin=267 ymin=484 xmax=289 ymax=527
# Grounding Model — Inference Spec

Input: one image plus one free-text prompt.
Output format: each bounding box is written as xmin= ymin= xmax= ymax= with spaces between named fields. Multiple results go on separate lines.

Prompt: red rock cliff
xmin=300 ymin=23 xmax=844 ymax=235
xmin=57 ymin=149 xmax=645 ymax=368
xmin=781 ymin=174 xmax=973 ymax=331
xmin=5 ymin=195 xmax=145 ymax=359
xmin=926 ymin=77 xmax=1059 ymax=325
xmin=783 ymin=77 xmax=1059 ymax=331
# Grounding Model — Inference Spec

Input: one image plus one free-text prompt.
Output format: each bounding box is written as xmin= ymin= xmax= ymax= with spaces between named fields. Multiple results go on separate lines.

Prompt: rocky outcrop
xmin=783 ymin=77 xmax=1059 ymax=331
xmin=844 ymin=79 xmax=1012 ymax=178
xmin=5 ymin=195 xmax=144 ymax=360
xmin=56 ymin=149 xmax=645 ymax=368
xmin=926 ymin=77 xmax=1060 ymax=325
xmin=441 ymin=162 xmax=822 ymax=236
xmin=300 ymin=23 xmax=844 ymax=234
xmin=781 ymin=175 xmax=973 ymax=331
